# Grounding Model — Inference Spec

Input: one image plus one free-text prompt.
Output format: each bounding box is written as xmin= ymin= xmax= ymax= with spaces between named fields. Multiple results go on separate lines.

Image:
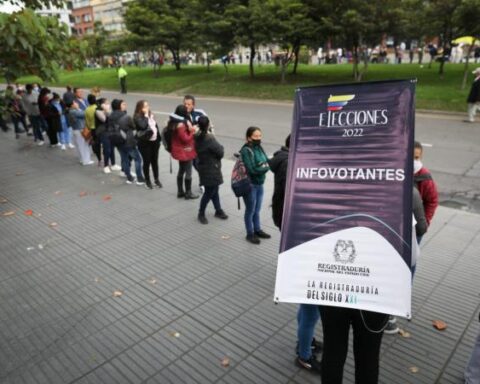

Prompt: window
xmin=83 ymin=13 xmax=92 ymax=22
xmin=75 ymin=15 xmax=81 ymax=23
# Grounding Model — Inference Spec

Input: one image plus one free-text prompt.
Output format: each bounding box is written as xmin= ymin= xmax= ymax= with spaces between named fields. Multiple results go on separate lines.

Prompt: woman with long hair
xmin=133 ymin=100 xmax=162 ymax=190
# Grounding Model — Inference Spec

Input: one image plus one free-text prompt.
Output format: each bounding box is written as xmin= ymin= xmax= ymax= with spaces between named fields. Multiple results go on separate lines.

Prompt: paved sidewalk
xmin=0 ymin=130 xmax=479 ymax=384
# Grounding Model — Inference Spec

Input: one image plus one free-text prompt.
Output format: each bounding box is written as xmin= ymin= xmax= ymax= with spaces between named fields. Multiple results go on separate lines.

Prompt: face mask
xmin=251 ymin=139 xmax=261 ymax=145
xmin=413 ymin=159 xmax=422 ymax=174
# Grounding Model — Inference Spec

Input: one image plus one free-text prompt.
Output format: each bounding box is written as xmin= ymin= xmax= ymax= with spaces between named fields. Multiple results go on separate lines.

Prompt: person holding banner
xmin=240 ymin=126 xmax=271 ymax=244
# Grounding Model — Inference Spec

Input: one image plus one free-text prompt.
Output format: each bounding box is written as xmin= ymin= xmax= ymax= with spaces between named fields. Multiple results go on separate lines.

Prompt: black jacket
xmin=109 ymin=110 xmax=136 ymax=147
xmin=195 ymin=133 xmax=224 ymax=186
xmin=268 ymin=146 xmax=289 ymax=229
xmin=413 ymin=187 xmax=427 ymax=237
xmin=133 ymin=115 xmax=160 ymax=143
xmin=467 ymin=79 xmax=480 ymax=103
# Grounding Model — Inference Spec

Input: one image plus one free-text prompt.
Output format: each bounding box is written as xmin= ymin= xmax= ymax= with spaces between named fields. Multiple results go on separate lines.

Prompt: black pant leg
xmin=352 ymin=311 xmax=388 ymax=384
xmin=320 ymin=306 xmax=352 ymax=384
xmin=151 ymin=139 xmax=160 ymax=181
xmin=138 ymin=142 xmax=152 ymax=183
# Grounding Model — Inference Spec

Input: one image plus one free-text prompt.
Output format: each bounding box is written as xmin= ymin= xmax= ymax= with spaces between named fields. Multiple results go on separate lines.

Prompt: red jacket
xmin=414 ymin=166 xmax=438 ymax=226
xmin=171 ymin=122 xmax=197 ymax=161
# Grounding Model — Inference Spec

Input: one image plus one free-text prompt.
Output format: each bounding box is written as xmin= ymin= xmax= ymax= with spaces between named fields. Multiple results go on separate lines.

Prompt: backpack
xmin=161 ymin=124 xmax=174 ymax=153
xmin=231 ymin=150 xmax=252 ymax=198
xmin=106 ymin=116 xmax=126 ymax=145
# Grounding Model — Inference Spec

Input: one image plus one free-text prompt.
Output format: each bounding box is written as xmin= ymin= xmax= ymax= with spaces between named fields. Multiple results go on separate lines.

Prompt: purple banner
xmin=274 ymin=80 xmax=415 ymax=317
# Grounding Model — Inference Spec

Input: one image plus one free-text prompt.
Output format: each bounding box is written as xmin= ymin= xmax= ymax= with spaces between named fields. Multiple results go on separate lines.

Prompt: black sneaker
xmin=214 ymin=210 xmax=228 ymax=220
xmin=296 ymin=356 xmax=322 ymax=374
xmin=255 ymin=230 xmax=271 ymax=239
xmin=198 ymin=214 xmax=208 ymax=224
xmin=246 ymin=234 xmax=260 ymax=244
xmin=126 ymin=175 xmax=134 ymax=184
xmin=145 ymin=181 xmax=153 ymax=190
xmin=154 ymin=180 xmax=163 ymax=188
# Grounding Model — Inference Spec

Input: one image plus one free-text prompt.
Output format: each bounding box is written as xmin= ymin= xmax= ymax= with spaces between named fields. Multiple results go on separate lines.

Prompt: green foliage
xmin=124 ymin=0 xmax=198 ymax=70
xmin=0 ymin=0 xmax=65 ymax=10
xmin=0 ymin=9 xmax=87 ymax=81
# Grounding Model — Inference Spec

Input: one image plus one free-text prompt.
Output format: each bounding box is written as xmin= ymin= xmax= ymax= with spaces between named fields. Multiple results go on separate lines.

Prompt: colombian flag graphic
xmin=327 ymin=95 xmax=355 ymax=111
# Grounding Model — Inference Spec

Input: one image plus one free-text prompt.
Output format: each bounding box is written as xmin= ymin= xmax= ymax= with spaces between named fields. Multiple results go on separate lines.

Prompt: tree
xmin=454 ymin=0 xmax=480 ymax=89
xmin=267 ymin=0 xmax=316 ymax=82
xmin=423 ymin=0 xmax=462 ymax=77
xmin=226 ymin=0 xmax=270 ymax=78
xmin=195 ymin=0 xmax=236 ymax=73
xmin=82 ymin=21 xmax=110 ymax=66
xmin=0 ymin=8 xmax=87 ymax=82
xmin=124 ymin=0 xmax=198 ymax=71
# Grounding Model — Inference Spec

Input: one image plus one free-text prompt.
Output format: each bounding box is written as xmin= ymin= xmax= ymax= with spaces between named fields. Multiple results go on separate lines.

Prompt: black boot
xmin=184 ymin=179 xmax=199 ymax=199
xmin=177 ymin=176 xmax=185 ymax=198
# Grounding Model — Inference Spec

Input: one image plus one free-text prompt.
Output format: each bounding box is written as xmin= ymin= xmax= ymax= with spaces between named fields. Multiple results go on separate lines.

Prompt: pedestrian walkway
xmin=0 ymin=131 xmax=478 ymax=384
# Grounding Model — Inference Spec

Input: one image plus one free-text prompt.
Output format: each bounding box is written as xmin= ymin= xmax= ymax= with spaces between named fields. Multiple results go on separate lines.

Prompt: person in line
xmin=169 ymin=105 xmax=199 ymax=199
xmin=73 ymin=88 xmax=88 ymax=111
xmin=8 ymin=89 xmax=29 ymax=139
xmin=38 ymin=88 xmax=59 ymax=147
xmin=118 ymin=65 xmax=128 ymax=94
xmin=133 ymin=100 xmax=162 ymax=190
xmin=240 ymin=126 xmax=270 ymax=244
xmin=50 ymin=93 xmax=69 ymax=150
xmin=23 ymin=84 xmax=44 ymax=145
xmin=85 ymin=94 xmax=101 ymax=165
xmin=195 ymin=115 xmax=228 ymax=224
xmin=94 ymin=98 xmax=121 ymax=174
xmin=109 ymin=99 xmax=144 ymax=185
xmin=68 ymin=101 xmax=93 ymax=165
xmin=184 ymin=94 xmax=208 ymax=192
xmin=466 ymin=67 xmax=480 ymax=123
xmin=62 ymin=85 xmax=75 ymax=107
xmin=414 ymin=141 xmax=438 ymax=234
xmin=269 ymin=134 xmax=322 ymax=373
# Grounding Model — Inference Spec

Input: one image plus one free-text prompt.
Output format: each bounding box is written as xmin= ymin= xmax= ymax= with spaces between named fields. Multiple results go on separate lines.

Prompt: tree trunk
xmin=292 ymin=44 xmax=300 ymax=75
xmin=358 ymin=46 xmax=368 ymax=81
xmin=152 ymin=50 xmax=159 ymax=78
xmin=462 ymin=44 xmax=474 ymax=90
xmin=249 ymin=43 xmax=255 ymax=78
xmin=170 ymin=48 xmax=181 ymax=70
xmin=207 ymin=52 xmax=211 ymax=73
xmin=352 ymin=45 xmax=360 ymax=81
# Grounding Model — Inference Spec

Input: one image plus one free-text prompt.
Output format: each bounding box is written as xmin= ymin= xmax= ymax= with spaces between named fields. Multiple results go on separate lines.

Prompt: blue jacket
xmin=68 ymin=108 xmax=85 ymax=130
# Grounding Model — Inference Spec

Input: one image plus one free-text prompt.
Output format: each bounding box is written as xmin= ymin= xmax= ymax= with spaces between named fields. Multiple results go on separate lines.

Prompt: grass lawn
xmin=18 ymin=62 xmax=473 ymax=112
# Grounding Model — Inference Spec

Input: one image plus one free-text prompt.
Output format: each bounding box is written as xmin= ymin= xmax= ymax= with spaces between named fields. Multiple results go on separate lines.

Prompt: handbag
xmin=81 ymin=126 xmax=92 ymax=141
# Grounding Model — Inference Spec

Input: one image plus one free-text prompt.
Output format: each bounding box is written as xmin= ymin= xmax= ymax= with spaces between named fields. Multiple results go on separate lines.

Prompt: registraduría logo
xmin=333 ymin=240 xmax=357 ymax=264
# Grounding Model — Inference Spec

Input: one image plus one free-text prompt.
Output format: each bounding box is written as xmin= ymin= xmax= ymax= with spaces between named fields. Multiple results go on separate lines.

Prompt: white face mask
xmin=414 ymin=159 xmax=423 ymax=174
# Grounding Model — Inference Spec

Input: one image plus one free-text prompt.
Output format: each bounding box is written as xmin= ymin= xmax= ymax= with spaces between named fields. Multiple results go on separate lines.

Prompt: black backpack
xmin=161 ymin=124 xmax=174 ymax=153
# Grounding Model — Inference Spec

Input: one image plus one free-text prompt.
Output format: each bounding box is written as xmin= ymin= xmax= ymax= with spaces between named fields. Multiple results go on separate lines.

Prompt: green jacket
xmin=240 ymin=142 xmax=269 ymax=185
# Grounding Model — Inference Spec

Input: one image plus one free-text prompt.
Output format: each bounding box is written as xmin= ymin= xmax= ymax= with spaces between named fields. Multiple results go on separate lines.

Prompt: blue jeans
xmin=297 ymin=304 xmax=320 ymax=360
xmin=119 ymin=146 xmax=143 ymax=179
xmin=29 ymin=115 xmax=44 ymax=141
xmin=100 ymin=134 xmax=115 ymax=167
xmin=59 ymin=126 xmax=71 ymax=145
xmin=199 ymin=185 xmax=221 ymax=215
xmin=242 ymin=184 xmax=264 ymax=235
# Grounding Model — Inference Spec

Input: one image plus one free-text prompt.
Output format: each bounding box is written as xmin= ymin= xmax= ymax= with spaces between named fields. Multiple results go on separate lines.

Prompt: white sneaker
xmin=110 ymin=164 xmax=122 ymax=171
xmin=83 ymin=160 xmax=94 ymax=165
xmin=68 ymin=143 xmax=75 ymax=149
xmin=37 ymin=141 xmax=44 ymax=146
xmin=119 ymin=172 xmax=127 ymax=178
xmin=56 ymin=143 xmax=62 ymax=147
xmin=103 ymin=166 xmax=111 ymax=174
xmin=60 ymin=144 xmax=66 ymax=150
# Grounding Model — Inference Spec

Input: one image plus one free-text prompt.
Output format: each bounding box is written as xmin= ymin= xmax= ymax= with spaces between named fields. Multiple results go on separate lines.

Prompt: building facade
xmin=35 ymin=3 xmax=73 ymax=35
xmin=71 ymin=4 xmax=94 ymax=36
xmin=90 ymin=0 xmax=128 ymax=36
